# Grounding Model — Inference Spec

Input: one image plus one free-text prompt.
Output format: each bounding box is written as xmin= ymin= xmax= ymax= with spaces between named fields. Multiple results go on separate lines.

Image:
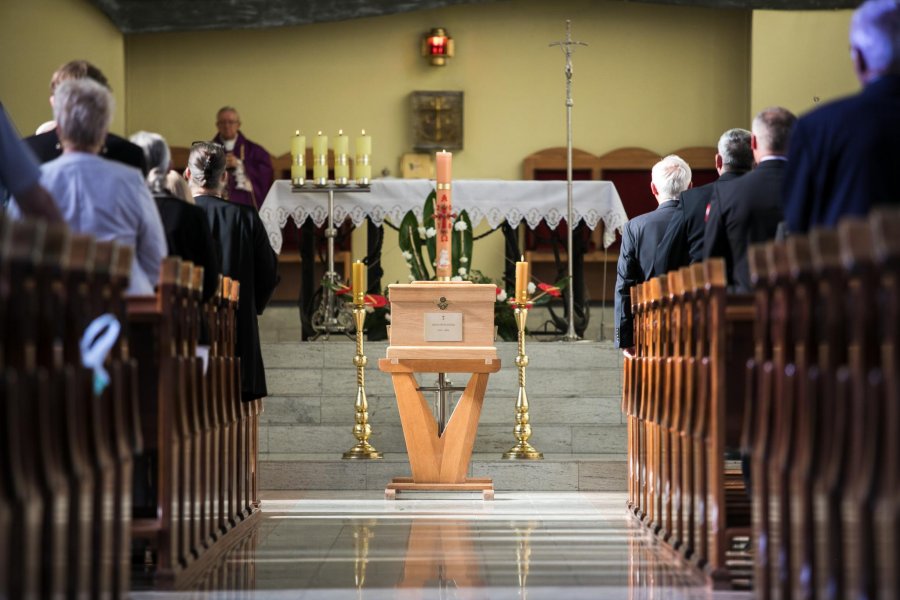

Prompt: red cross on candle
xmin=433 ymin=197 xmax=457 ymax=243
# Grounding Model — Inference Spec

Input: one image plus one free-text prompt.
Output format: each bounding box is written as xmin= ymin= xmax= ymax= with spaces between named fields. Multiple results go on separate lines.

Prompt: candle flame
xmin=295 ymin=129 xmax=300 ymax=135
xmin=361 ymin=129 xmax=366 ymax=135
xmin=339 ymin=129 xmax=344 ymax=135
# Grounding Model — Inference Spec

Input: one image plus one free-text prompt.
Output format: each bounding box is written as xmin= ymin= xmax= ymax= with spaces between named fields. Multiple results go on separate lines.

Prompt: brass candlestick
xmin=342 ymin=302 xmax=383 ymax=459
xmin=502 ymin=302 xmax=543 ymax=459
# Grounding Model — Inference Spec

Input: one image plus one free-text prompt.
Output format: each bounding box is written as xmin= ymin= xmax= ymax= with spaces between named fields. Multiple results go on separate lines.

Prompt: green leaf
xmin=398 ymin=210 xmax=428 ymax=280
xmin=424 ymin=190 xmax=436 ymax=269
xmin=451 ymin=210 xmax=474 ymax=276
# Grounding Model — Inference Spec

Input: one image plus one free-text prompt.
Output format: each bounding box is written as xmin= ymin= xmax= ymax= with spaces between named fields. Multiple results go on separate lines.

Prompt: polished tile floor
xmin=133 ymin=491 xmax=753 ymax=599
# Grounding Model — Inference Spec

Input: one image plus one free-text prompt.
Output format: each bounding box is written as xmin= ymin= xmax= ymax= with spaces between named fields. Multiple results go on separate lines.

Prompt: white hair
xmin=716 ymin=128 xmax=753 ymax=172
xmin=53 ymin=78 xmax=113 ymax=151
xmin=651 ymin=155 xmax=691 ymax=200
xmin=130 ymin=130 xmax=171 ymax=174
xmin=851 ymin=0 xmax=900 ymax=74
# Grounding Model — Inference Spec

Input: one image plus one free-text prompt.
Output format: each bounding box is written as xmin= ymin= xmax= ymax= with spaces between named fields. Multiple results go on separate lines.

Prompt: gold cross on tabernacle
xmin=432 ymin=96 xmax=445 ymax=142
xmin=432 ymin=197 xmax=457 ymax=243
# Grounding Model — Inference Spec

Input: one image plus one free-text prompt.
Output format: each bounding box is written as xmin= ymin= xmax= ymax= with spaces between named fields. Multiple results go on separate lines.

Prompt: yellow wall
xmin=751 ymin=9 xmax=858 ymax=119
xmin=0 ymin=1 xmax=861 ymax=289
xmin=0 ymin=0 xmax=126 ymax=136
xmin=124 ymin=0 xmax=751 ymax=286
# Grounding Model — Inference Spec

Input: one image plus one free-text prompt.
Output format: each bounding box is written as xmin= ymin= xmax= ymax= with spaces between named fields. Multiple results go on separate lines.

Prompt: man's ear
xmin=750 ymin=134 xmax=758 ymax=152
xmin=650 ymin=181 xmax=658 ymax=197
xmin=851 ymin=46 xmax=869 ymax=84
xmin=715 ymin=153 xmax=724 ymax=172
xmin=184 ymin=167 xmax=191 ymax=181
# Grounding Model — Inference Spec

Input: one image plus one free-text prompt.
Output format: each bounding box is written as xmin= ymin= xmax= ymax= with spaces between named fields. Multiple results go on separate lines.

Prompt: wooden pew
xmin=1 ymin=218 xmax=46 ymax=600
xmin=838 ymin=218 xmax=881 ymax=600
xmin=785 ymin=235 xmax=819 ymax=600
xmin=870 ymin=208 xmax=900 ymax=600
xmin=700 ymin=259 xmax=753 ymax=586
xmin=808 ymin=227 xmax=851 ymax=600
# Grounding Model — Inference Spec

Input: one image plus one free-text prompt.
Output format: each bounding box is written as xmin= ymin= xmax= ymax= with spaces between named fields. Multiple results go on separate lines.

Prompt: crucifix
xmin=550 ymin=20 xmax=587 ymax=342
xmin=433 ymin=199 xmax=456 ymax=244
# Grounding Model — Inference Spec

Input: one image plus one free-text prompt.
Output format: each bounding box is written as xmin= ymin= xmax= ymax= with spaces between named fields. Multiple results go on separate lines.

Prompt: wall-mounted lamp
xmin=422 ymin=27 xmax=454 ymax=66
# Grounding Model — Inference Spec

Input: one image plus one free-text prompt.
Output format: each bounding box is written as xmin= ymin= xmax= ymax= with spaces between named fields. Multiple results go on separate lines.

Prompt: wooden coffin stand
xmin=380 ymin=281 xmax=499 ymax=500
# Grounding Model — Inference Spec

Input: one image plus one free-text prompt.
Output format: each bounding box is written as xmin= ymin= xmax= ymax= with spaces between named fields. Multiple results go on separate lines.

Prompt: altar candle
xmin=515 ymin=258 xmax=529 ymax=304
xmin=352 ymin=260 xmax=365 ymax=304
xmin=354 ymin=129 xmax=372 ymax=184
xmin=291 ymin=130 xmax=306 ymax=185
xmin=435 ymin=150 xmax=453 ymax=280
xmin=313 ymin=131 xmax=328 ymax=184
xmin=291 ymin=130 xmax=305 ymax=157
xmin=334 ymin=129 xmax=349 ymax=184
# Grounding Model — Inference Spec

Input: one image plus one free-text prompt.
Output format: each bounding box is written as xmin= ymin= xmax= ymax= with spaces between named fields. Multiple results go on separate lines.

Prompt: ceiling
xmin=89 ymin=0 xmax=859 ymax=34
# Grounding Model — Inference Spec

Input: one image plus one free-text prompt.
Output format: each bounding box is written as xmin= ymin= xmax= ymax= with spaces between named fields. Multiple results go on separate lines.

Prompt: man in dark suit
xmin=615 ymin=155 xmax=692 ymax=353
xmin=23 ymin=60 xmax=146 ymax=174
xmin=783 ymin=0 xmax=900 ymax=233
xmin=704 ymin=106 xmax=796 ymax=293
xmin=654 ymin=128 xmax=752 ymax=275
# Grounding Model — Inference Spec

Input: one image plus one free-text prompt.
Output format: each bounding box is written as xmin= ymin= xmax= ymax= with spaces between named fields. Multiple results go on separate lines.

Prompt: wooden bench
xmin=625 ymin=257 xmax=754 ymax=588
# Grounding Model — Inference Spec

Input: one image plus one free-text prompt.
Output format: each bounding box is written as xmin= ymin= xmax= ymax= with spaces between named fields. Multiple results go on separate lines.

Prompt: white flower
xmin=458 ymin=267 xmax=467 ymax=276
xmin=408 ymin=275 xmax=416 ymax=282
xmin=365 ymin=305 xmax=374 ymax=314
xmin=432 ymin=261 xmax=437 ymax=267
xmin=460 ymin=256 xmax=468 ymax=264
xmin=386 ymin=312 xmax=392 ymax=322
xmin=527 ymin=282 xmax=536 ymax=294
xmin=425 ymin=227 xmax=436 ymax=238
xmin=402 ymin=250 xmax=413 ymax=260
xmin=454 ymin=220 xmax=468 ymax=231
xmin=497 ymin=289 xmax=508 ymax=302
xmin=451 ymin=276 xmax=463 ymax=281
xmin=417 ymin=226 xmax=426 ymax=237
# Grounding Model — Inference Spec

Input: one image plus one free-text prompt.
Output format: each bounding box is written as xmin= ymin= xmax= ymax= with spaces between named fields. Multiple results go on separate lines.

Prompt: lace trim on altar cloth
xmin=259 ymin=180 xmax=628 ymax=254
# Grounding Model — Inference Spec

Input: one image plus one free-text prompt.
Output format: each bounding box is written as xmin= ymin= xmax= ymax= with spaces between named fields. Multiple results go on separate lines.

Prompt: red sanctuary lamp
xmin=422 ymin=27 xmax=454 ymax=66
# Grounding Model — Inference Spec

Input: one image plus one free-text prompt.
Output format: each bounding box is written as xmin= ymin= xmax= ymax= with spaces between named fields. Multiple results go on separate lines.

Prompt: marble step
xmin=258 ymin=339 xmax=627 ymax=490
xmin=259 ymin=453 xmax=627 ymax=492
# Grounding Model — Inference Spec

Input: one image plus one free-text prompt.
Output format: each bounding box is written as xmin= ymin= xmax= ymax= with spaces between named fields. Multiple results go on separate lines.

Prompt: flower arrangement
xmin=397 ymin=190 xmax=473 ymax=281
xmin=396 ymin=190 xmax=568 ymax=341
xmin=326 ymin=279 xmax=389 ymax=339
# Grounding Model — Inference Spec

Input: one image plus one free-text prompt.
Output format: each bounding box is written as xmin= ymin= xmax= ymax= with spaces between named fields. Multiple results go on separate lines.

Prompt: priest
xmin=212 ymin=106 xmax=274 ymax=210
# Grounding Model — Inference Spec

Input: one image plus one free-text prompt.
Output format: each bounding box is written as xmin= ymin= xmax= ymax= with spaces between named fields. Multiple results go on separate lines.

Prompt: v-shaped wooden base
xmin=378 ymin=358 xmax=500 ymax=500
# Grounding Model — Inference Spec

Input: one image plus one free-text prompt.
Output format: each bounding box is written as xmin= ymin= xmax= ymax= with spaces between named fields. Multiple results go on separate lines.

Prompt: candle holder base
xmin=314 ymin=177 xmax=328 ymax=187
xmin=335 ymin=177 xmax=349 ymax=187
xmin=342 ymin=442 xmax=383 ymax=460
xmin=292 ymin=177 xmax=305 ymax=187
xmin=502 ymin=442 xmax=544 ymax=460
xmin=356 ymin=178 xmax=370 ymax=187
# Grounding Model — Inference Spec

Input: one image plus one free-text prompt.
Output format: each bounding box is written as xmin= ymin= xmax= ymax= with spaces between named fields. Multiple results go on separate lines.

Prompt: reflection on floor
xmin=132 ymin=491 xmax=753 ymax=599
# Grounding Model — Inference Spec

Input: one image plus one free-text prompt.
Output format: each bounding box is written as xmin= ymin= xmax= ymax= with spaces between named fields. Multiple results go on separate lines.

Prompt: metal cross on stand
xmin=417 ymin=374 xmax=467 ymax=436
xmin=550 ymin=20 xmax=587 ymax=342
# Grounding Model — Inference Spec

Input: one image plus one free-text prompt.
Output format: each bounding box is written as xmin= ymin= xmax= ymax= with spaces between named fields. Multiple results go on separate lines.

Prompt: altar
xmin=259 ymin=178 xmax=627 ymax=337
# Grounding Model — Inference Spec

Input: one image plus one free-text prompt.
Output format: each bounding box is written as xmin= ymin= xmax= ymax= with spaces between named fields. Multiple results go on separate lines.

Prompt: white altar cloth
xmin=259 ymin=179 xmax=628 ymax=254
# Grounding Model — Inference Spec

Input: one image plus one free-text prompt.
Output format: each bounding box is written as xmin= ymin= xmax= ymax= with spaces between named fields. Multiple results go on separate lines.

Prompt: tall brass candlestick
xmin=502 ymin=301 xmax=543 ymax=460
xmin=342 ymin=299 xmax=383 ymax=460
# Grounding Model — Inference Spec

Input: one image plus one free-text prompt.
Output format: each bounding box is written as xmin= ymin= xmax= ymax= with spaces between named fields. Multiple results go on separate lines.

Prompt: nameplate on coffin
xmin=424 ymin=312 xmax=463 ymax=342
xmin=386 ymin=280 xmax=497 ymax=360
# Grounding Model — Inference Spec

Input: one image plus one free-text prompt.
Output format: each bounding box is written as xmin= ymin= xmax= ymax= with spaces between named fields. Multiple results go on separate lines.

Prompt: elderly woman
xmin=23 ymin=78 xmax=166 ymax=294
xmin=131 ymin=130 xmax=219 ymax=302
xmin=186 ymin=141 xmax=278 ymax=402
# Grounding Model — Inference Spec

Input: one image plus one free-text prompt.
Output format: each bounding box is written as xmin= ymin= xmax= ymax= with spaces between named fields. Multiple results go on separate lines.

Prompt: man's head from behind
xmin=50 ymin=60 xmax=109 ymax=95
xmin=216 ymin=106 xmax=241 ymax=141
xmin=850 ymin=0 xmax=900 ymax=85
xmin=751 ymin=107 xmax=797 ymax=160
xmin=716 ymin=128 xmax=753 ymax=174
xmin=53 ymin=78 xmax=113 ymax=154
xmin=650 ymin=155 xmax=692 ymax=203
